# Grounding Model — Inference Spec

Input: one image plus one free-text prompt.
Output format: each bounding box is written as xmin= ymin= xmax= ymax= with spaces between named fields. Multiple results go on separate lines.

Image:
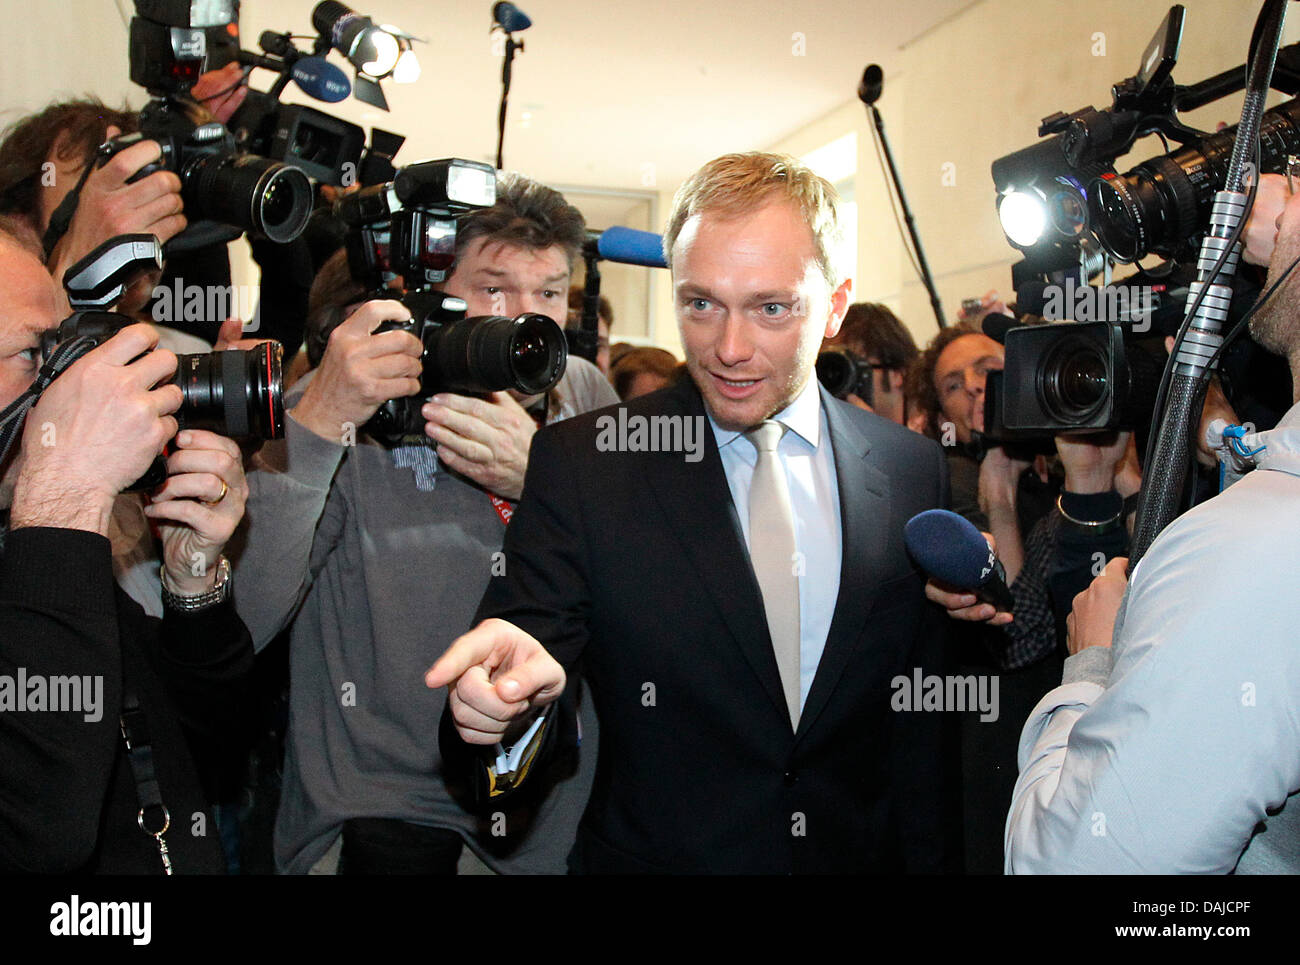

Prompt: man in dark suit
xmin=428 ymin=152 xmax=956 ymax=873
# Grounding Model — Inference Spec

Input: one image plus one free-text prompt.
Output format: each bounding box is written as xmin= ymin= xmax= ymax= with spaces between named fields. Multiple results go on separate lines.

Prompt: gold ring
xmin=203 ymin=480 xmax=229 ymax=506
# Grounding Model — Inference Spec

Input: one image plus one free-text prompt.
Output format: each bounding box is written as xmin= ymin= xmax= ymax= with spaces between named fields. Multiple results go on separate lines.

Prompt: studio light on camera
xmin=312 ymin=2 xmax=415 ymax=80
xmin=997 ymin=189 xmax=1048 ymax=248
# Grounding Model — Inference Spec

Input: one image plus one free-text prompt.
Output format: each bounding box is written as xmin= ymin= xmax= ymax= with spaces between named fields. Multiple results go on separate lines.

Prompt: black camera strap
xmin=40 ymin=160 xmax=96 ymax=263
xmin=119 ymin=685 xmax=175 ymax=875
xmin=0 ymin=337 xmax=97 ymax=471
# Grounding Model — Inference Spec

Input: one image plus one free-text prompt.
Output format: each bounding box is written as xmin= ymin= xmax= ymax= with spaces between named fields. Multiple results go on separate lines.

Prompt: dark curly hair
xmin=906 ymin=322 xmax=983 ymax=440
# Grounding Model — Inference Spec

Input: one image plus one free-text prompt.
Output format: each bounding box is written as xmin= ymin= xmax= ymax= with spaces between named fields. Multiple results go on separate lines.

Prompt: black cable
xmin=868 ymin=117 xmax=925 ymax=283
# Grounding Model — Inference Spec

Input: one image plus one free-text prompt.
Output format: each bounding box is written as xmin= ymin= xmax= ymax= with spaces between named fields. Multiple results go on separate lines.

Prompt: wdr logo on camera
xmin=1039 ymin=277 xmax=1155 ymax=332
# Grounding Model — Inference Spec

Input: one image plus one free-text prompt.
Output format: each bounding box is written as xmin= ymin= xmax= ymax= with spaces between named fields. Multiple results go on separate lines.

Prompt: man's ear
xmin=823 ymin=277 xmax=853 ymax=339
xmin=888 ymin=368 xmax=905 ymax=393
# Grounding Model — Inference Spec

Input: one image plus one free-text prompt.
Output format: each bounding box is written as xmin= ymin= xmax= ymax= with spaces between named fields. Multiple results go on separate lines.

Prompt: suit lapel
xmin=795 ymin=387 xmax=894 ymax=741
xmin=643 ymin=379 xmax=791 ymax=722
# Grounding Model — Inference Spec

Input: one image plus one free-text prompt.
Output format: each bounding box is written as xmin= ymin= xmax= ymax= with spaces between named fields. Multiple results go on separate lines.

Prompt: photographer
xmin=0 ymin=233 xmax=253 ymax=873
xmin=232 ymin=173 xmax=616 ymax=875
xmin=0 ymin=99 xmax=185 ymax=315
xmin=1004 ymin=190 xmax=1300 ymax=874
xmin=821 ymin=301 xmax=918 ymax=424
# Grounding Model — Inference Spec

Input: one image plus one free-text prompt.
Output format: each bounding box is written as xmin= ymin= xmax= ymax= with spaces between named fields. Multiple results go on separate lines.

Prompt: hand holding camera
xmin=422 ymin=391 xmax=537 ymax=501
xmin=47 ymin=126 xmax=185 ymax=299
xmin=290 ymin=300 xmax=422 ymax=443
xmin=145 ymin=429 xmax=249 ymax=595
xmin=10 ymin=323 xmax=180 ymax=535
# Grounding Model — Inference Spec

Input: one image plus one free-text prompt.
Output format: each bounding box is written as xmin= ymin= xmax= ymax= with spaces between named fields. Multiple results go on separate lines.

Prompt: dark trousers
xmin=339 ymin=818 xmax=464 ymax=875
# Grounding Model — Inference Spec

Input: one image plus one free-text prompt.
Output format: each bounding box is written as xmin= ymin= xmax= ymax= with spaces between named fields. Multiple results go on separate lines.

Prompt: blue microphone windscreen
xmin=494 ymin=2 xmax=532 ymax=32
xmin=596 ymin=226 xmax=668 ymax=268
xmin=903 ymin=508 xmax=995 ymax=589
xmin=292 ymin=56 xmax=352 ymax=103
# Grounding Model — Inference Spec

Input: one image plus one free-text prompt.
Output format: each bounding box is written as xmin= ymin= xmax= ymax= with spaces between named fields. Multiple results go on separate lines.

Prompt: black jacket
xmin=0 ymin=526 xmax=253 ymax=874
xmin=460 ymin=378 xmax=959 ymax=873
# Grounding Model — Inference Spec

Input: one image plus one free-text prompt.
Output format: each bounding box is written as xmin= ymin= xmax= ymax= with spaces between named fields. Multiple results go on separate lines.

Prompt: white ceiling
xmin=234 ymin=0 xmax=979 ymax=194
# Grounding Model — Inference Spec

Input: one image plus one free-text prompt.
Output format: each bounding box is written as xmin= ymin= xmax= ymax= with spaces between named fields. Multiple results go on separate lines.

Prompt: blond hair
xmin=662 ymin=152 xmax=843 ymax=286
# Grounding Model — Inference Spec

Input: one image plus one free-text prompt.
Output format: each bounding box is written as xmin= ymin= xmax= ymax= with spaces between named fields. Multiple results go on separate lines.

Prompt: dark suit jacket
xmin=468 ymin=376 xmax=957 ymax=873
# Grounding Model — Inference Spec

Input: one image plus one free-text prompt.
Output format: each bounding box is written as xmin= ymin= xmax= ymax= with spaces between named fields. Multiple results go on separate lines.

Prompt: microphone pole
xmin=1128 ymin=0 xmax=1286 ymax=568
xmin=859 ymin=65 xmax=946 ymax=329
xmin=492 ymin=3 xmax=532 ymax=170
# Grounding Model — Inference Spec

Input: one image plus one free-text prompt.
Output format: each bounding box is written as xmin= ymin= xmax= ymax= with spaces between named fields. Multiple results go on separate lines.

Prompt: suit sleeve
xmin=441 ymin=424 xmax=594 ymax=806
xmin=892 ymin=438 xmax=961 ymax=873
xmin=474 ymin=425 xmax=593 ymax=669
xmin=0 ymin=528 xmax=123 ymax=873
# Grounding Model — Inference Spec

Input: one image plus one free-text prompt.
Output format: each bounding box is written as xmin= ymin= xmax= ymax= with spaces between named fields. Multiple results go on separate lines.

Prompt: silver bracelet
xmin=1056 ymin=493 xmax=1123 ymax=533
xmin=160 ymin=556 xmax=231 ymax=612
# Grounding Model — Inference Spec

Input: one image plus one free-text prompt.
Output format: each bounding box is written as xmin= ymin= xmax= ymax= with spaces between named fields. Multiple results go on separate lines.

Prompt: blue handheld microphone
xmin=904 ymin=508 xmax=1015 ymax=612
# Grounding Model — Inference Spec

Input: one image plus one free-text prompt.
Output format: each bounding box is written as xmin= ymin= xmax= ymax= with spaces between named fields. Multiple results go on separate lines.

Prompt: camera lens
xmin=184 ymin=154 xmax=314 ymax=244
xmin=1039 ymin=335 xmax=1108 ymax=421
xmin=172 ymin=341 xmax=286 ymax=440
xmin=815 ymin=350 xmax=859 ymax=399
xmin=425 ymin=313 xmax=567 ymax=396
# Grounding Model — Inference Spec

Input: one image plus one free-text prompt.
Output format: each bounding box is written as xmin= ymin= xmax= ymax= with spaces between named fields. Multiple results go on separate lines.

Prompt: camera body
xmin=989 ymin=322 xmax=1163 ymax=436
xmin=111 ymin=1 xmax=315 ymax=248
xmin=332 ymin=158 xmax=570 ymax=446
xmin=815 ymin=349 xmax=875 ymax=407
xmin=35 ymin=235 xmax=286 ymax=490
xmin=366 ymin=291 xmax=567 ymax=444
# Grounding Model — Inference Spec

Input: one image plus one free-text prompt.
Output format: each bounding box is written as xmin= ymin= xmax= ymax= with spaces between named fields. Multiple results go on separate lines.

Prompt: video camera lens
xmin=426 ymin=313 xmax=567 ymax=397
xmin=183 ymin=154 xmax=314 ymax=244
xmin=172 ymin=341 xmax=286 ymax=440
xmin=1039 ymin=334 xmax=1109 ymax=421
xmin=1089 ymin=97 xmax=1300 ymax=262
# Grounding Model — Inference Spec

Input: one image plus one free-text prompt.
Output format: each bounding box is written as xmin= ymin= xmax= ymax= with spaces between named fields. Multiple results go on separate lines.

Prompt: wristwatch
xmin=160 ymin=556 xmax=231 ymax=612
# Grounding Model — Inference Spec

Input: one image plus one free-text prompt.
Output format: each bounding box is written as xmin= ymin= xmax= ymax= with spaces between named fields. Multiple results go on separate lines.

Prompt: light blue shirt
xmin=1005 ymin=401 xmax=1300 ymax=873
xmin=709 ymin=378 xmax=842 ymax=709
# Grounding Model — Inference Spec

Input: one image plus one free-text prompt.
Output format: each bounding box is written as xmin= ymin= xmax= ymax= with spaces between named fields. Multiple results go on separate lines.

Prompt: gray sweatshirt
xmin=231 ymin=357 xmax=617 ymax=873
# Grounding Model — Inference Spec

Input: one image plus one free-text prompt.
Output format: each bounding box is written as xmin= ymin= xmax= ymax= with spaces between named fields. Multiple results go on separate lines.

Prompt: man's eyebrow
xmin=468 ymin=268 xmax=569 ymax=285
xmin=746 ymin=291 xmax=796 ymax=302
xmin=676 ymin=283 xmax=715 ymax=299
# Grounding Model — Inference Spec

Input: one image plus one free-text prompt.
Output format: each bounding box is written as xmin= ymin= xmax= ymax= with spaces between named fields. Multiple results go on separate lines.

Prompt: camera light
xmin=447 ymin=163 xmax=497 ymax=208
xmin=392 ymin=46 xmax=421 ymax=84
xmin=358 ymin=29 xmax=400 ymax=77
xmin=999 ymin=189 xmax=1048 ymax=248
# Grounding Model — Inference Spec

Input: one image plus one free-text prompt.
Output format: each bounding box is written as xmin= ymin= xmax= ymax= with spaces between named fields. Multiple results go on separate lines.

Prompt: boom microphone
xmin=904 ymin=509 xmax=1015 ymax=612
xmin=493 ymin=2 xmax=532 ymax=32
xmin=587 ymin=226 xmax=668 ymax=268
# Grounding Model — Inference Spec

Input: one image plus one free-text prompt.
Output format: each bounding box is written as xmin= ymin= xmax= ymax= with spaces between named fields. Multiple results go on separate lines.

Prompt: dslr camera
xmin=37 ymin=234 xmax=284 ymax=490
xmin=332 ymin=158 xmax=568 ymax=446
xmin=815 ymin=349 xmax=875 ymax=407
xmin=99 ymin=0 xmax=315 ymax=248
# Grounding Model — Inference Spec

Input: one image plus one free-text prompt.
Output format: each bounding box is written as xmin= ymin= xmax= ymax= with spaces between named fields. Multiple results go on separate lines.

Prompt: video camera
xmin=332 ymin=158 xmax=569 ymax=445
xmin=986 ymin=3 xmax=1292 ymax=440
xmin=0 ymin=234 xmax=284 ymax=492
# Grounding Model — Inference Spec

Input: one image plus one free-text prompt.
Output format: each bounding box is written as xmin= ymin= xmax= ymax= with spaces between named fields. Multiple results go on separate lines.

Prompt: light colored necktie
xmin=745 ymin=420 xmax=801 ymax=729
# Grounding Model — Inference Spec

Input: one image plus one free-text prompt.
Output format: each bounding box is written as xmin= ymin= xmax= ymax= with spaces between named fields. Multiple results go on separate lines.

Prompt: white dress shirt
xmin=709 ymin=378 xmax=843 ymax=709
